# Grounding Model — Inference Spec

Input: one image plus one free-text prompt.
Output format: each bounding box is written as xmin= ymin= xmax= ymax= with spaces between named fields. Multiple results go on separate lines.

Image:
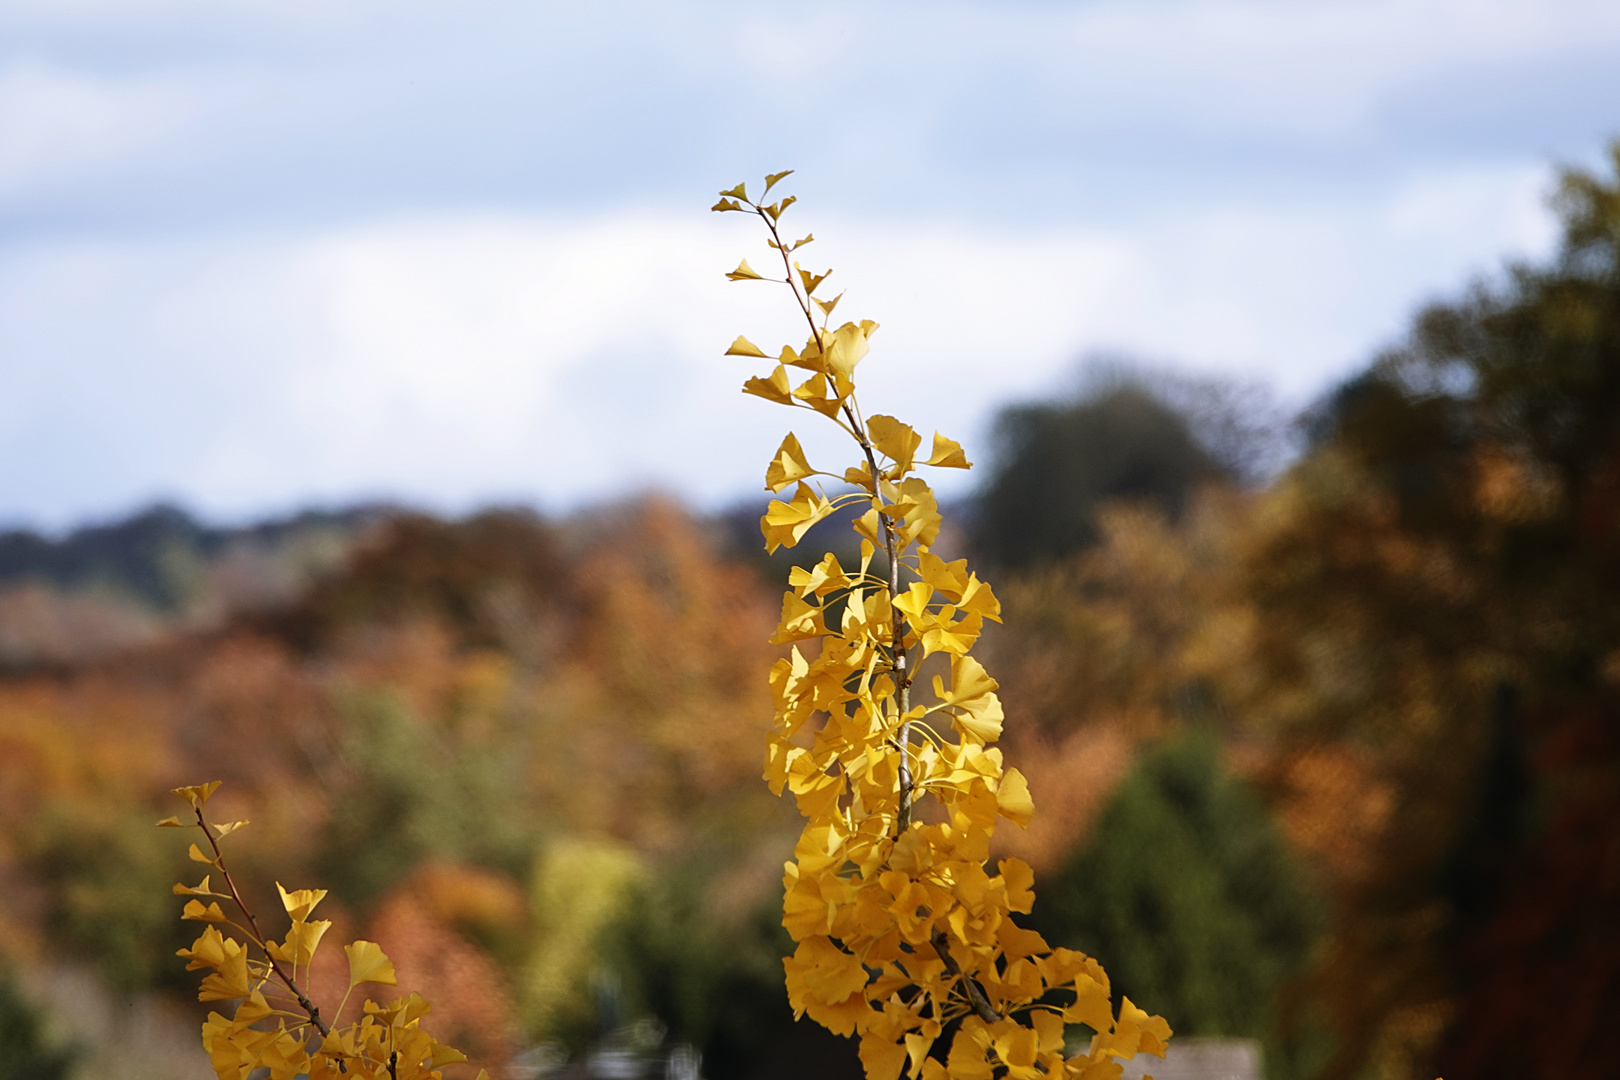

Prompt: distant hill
xmin=0 ymin=503 xmax=399 ymax=669
xmin=0 ymin=503 xmax=390 ymax=613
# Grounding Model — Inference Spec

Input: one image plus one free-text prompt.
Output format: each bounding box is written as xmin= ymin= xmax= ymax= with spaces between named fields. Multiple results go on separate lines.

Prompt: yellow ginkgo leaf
xmin=999 ymin=858 xmax=1036 ymax=914
xmin=819 ymin=321 xmax=873 ymax=392
xmin=172 ymin=781 xmax=222 ymax=807
xmin=813 ymin=291 xmax=842 ymax=318
xmin=996 ymin=768 xmax=1034 ymax=828
xmin=925 ymin=432 xmax=972 ymax=469
xmin=725 ymin=334 xmax=769 ymax=357
xmin=860 ymin=1033 xmax=908 ymax=1080
xmin=792 ymin=372 xmax=844 ymax=419
xmin=891 ymin=476 xmax=942 ymax=548
xmin=174 ymin=875 xmax=225 ymax=897
xmin=867 ymin=415 xmax=921 ymax=473
xmin=727 ymin=260 xmax=766 ymax=282
xmin=233 ymin=989 xmax=273 ymax=1028
xmin=932 ymin=655 xmax=1005 ymax=744
xmin=189 ymin=843 xmax=217 ymax=866
xmin=182 ymin=899 xmax=228 ymax=923
xmin=198 ymin=946 xmax=252 ymax=1002
xmin=764 ymin=169 xmax=794 ymax=193
xmin=156 ymin=815 xmax=185 ymax=828
xmin=284 ymin=918 xmax=332 ymax=967
xmin=177 ymin=925 xmax=234 ymax=971
xmin=742 ymin=365 xmax=794 ymax=406
xmin=788 ymin=552 xmax=851 ymax=598
xmin=213 ymin=820 xmax=249 ymax=839
xmin=276 ymin=882 xmax=328 ymax=922
xmin=765 ymin=432 xmax=815 ymax=491
xmin=797 ymin=266 xmax=829 ymax=295
xmin=431 ymin=1043 xmax=470 ymax=1067
xmin=344 ymin=940 xmax=397 ymax=989
xmin=891 ymin=582 xmax=933 ymax=621
xmin=770 ymin=592 xmax=827 ymax=644
xmin=760 ymin=482 xmax=835 ymax=554
xmin=719 ymin=182 xmax=747 ymax=201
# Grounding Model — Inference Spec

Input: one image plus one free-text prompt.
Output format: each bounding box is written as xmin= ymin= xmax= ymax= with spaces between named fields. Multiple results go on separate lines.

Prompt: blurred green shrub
xmin=1029 ymin=730 xmax=1326 ymax=1079
xmin=317 ymin=690 xmax=536 ymax=908
xmin=519 ymin=836 xmax=642 ymax=1047
xmin=0 ymin=970 xmax=76 ymax=1080
xmin=20 ymin=802 xmax=193 ymax=991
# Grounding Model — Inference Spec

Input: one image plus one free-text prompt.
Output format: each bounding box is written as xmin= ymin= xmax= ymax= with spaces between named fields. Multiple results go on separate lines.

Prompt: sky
xmin=2 ymin=0 xmax=1618 ymax=531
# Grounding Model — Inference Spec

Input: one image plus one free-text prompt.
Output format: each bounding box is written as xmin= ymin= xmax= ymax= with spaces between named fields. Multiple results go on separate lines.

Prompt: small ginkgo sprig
xmin=716 ymin=175 xmax=1172 ymax=1080
xmin=161 ymin=782 xmax=487 ymax=1080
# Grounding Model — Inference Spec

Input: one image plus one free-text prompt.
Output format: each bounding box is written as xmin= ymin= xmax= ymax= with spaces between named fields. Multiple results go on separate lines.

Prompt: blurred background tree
xmin=971 ymin=363 xmax=1283 ymax=570
xmin=1028 ymin=730 xmax=1326 ymax=1080
xmin=1216 ymin=145 xmax=1620 ymax=1080
xmin=972 ymin=377 xmax=1224 ymax=568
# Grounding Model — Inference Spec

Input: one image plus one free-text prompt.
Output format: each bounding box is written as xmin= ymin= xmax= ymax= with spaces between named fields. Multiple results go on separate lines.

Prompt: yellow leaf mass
xmin=164 ymin=783 xmax=478 ymax=1080
xmin=719 ymin=172 xmax=1171 ymax=1080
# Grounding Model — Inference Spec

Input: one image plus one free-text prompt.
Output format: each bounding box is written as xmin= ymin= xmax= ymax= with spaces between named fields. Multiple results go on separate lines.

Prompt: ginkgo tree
xmin=714 ymin=172 xmax=1172 ymax=1080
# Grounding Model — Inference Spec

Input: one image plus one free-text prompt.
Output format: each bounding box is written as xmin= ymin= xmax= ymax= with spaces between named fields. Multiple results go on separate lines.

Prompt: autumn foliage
xmin=163 ymin=780 xmax=487 ymax=1080
xmin=715 ymin=173 xmax=1172 ymax=1080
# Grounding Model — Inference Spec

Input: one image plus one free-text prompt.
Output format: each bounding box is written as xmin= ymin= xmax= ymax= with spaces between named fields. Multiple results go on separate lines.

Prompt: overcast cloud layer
xmin=1 ymin=0 xmax=1615 ymax=528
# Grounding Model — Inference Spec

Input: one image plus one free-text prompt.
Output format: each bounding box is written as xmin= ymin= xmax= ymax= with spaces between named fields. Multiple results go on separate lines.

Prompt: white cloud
xmin=0 ymin=60 xmax=223 ymax=201
xmin=0 ymin=159 xmax=1559 ymax=527
xmin=0 ymin=0 xmax=1607 ymax=527
xmin=0 ymin=0 xmax=1614 ymax=223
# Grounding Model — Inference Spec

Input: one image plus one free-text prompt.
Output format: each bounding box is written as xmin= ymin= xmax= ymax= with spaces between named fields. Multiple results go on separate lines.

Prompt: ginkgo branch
xmin=190 ymin=804 xmax=331 ymax=1037
xmin=749 ymin=190 xmax=919 ymax=828
xmin=726 ymin=174 xmax=1172 ymax=1079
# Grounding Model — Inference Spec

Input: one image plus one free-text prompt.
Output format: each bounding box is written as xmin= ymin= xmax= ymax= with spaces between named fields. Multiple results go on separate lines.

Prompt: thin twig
xmin=192 ymin=806 xmax=330 ymax=1037
xmin=931 ymin=928 xmax=1002 ymax=1024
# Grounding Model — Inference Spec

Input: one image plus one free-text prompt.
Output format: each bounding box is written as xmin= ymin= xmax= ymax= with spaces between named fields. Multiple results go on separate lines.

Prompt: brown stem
xmin=931 ymin=929 xmax=1001 ymax=1024
xmin=755 ymin=199 xmax=916 ymax=836
xmin=193 ymin=806 xmax=330 ymax=1037
xmin=842 ymin=406 xmax=916 ymax=835
xmin=756 ymin=205 xmax=825 ymax=354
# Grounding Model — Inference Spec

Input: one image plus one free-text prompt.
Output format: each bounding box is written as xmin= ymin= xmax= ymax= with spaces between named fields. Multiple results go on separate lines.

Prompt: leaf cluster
xmin=160 ymin=782 xmax=489 ymax=1080
xmin=718 ymin=175 xmax=1172 ymax=1080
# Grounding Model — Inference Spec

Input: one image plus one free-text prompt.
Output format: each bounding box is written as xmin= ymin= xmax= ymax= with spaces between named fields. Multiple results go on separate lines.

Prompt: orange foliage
xmin=0 ymin=497 xmax=791 ymax=1015
xmin=365 ymin=883 xmax=518 ymax=1062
